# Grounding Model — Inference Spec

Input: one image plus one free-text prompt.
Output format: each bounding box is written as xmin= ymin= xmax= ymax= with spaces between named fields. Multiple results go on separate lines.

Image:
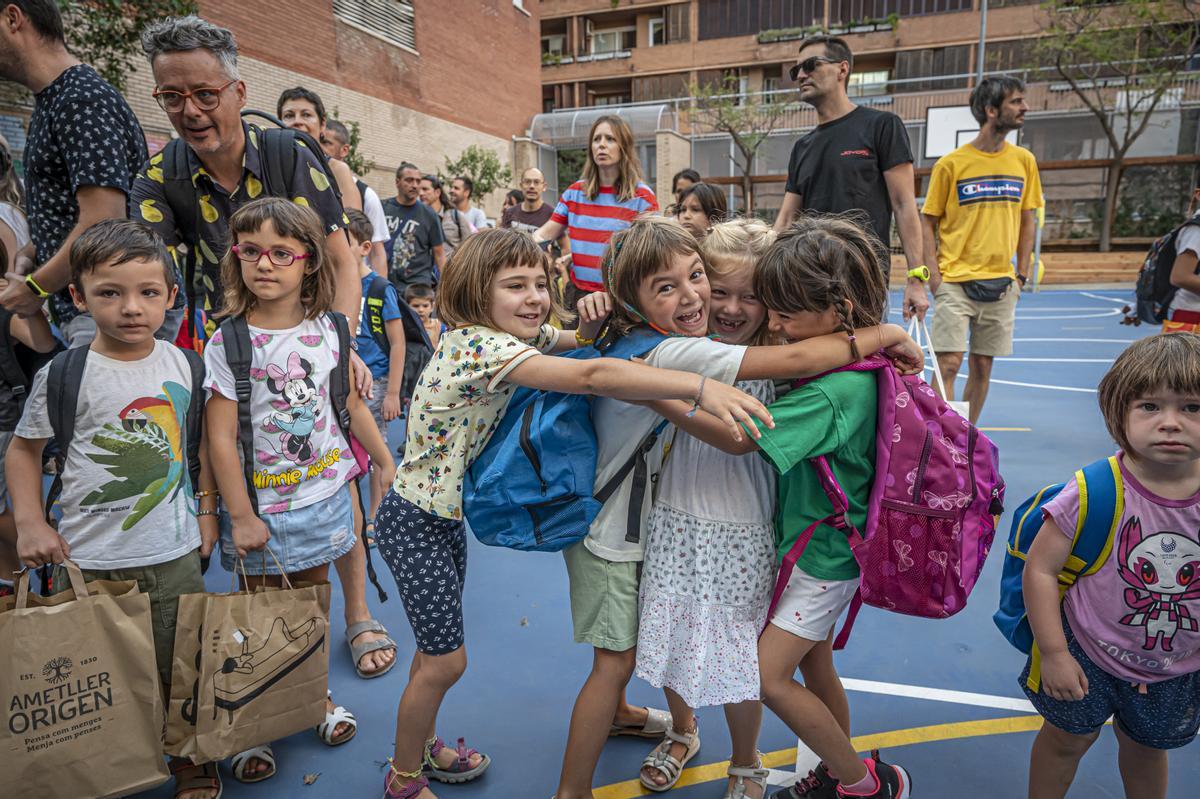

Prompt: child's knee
xmin=593 ymin=647 xmax=635 ymax=683
xmin=1038 ymin=722 xmax=1100 ymax=758
xmin=418 ymin=648 xmax=468 ymax=688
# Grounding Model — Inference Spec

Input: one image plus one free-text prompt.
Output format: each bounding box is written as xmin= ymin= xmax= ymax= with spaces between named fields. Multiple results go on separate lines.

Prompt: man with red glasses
xmin=772 ymin=35 xmax=929 ymax=323
xmin=0 ymin=1 xmax=181 ymax=347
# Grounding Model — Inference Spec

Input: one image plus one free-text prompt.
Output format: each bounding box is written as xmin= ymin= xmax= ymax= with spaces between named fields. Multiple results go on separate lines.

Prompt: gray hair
xmin=141 ymin=15 xmax=240 ymax=80
xmin=969 ymin=76 xmax=1025 ymax=126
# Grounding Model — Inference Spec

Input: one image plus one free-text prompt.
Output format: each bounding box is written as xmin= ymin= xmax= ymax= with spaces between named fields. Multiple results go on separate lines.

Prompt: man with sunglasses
xmin=773 ymin=35 xmax=929 ymax=322
xmin=0 ymin=1 xmax=180 ymax=346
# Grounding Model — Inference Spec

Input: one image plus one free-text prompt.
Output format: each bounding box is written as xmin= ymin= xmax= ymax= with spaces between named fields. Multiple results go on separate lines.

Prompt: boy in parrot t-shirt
xmin=7 ymin=219 xmax=220 ymax=791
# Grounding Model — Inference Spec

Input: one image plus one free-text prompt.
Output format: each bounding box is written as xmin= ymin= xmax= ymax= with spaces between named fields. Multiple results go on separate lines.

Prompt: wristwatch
xmin=24 ymin=274 xmax=50 ymax=298
xmin=1016 ymin=273 xmax=1028 ymax=286
xmin=907 ymin=265 xmax=931 ymax=282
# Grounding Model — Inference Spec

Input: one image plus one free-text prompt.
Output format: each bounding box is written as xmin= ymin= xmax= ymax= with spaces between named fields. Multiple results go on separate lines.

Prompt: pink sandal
xmin=383 ymin=759 xmax=429 ymax=799
xmin=423 ymin=735 xmax=491 ymax=783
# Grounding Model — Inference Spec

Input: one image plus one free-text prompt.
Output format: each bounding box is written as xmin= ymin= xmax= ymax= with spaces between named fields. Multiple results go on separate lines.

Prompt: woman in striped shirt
xmin=535 ymin=115 xmax=658 ymax=313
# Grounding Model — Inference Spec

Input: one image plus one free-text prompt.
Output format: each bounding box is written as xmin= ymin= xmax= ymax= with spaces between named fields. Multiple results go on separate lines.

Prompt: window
xmin=590 ymin=26 xmax=635 ymax=55
xmin=542 ymin=35 xmax=566 ymax=56
xmin=848 ymin=70 xmax=890 ymax=97
xmin=592 ymin=93 xmax=632 ymax=106
xmin=648 ymin=17 xmax=666 ymax=47
xmin=333 ymin=0 xmax=416 ymax=52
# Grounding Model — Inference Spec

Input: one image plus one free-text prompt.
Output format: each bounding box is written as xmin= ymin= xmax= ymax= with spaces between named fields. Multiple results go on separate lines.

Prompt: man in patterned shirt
xmin=0 ymin=0 xmax=184 ymax=346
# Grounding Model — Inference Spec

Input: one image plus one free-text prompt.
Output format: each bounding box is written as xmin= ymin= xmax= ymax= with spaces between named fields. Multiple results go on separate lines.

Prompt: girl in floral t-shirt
xmin=375 ymin=227 xmax=773 ymax=799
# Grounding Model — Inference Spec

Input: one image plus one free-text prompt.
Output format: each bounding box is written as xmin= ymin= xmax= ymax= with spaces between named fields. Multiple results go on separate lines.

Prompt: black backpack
xmin=43 ymin=345 xmax=205 ymax=523
xmin=0 ymin=308 xmax=62 ymax=421
xmin=1135 ymin=216 xmax=1200 ymax=324
xmin=363 ymin=273 xmax=434 ymax=403
xmin=161 ymin=110 xmax=343 ymax=340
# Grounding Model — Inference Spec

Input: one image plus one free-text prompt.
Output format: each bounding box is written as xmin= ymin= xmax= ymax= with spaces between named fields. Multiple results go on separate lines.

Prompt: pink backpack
xmin=767 ymin=356 xmax=1005 ymax=649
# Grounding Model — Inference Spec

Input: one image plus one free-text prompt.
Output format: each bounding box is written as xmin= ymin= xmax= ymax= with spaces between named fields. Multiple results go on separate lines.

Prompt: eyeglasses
xmin=231 ymin=243 xmax=310 ymax=267
xmin=789 ymin=56 xmax=838 ymax=82
xmin=152 ymin=79 xmax=237 ymax=113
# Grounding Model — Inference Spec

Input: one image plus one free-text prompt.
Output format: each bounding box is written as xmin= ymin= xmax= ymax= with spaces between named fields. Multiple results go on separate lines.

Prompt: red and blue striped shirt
xmin=551 ymin=180 xmax=659 ymax=291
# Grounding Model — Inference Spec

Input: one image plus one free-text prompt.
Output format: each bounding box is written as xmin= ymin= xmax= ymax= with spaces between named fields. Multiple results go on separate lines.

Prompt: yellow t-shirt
xmin=922 ymin=142 xmax=1043 ymax=281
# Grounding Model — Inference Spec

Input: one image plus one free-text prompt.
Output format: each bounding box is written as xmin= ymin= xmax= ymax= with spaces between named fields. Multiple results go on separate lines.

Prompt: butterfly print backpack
xmin=767 ymin=355 xmax=1005 ymax=649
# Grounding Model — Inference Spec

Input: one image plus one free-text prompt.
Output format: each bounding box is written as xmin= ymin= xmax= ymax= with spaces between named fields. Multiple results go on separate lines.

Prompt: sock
xmin=839 ymin=765 xmax=879 ymax=796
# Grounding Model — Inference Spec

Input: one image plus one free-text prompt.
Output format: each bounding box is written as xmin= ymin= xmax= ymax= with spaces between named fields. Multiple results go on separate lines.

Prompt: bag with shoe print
xmin=164 ymin=591 xmax=209 ymax=760
xmin=0 ymin=561 xmax=170 ymax=798
xmin=188 ymin=557 xmax=332 ymax=762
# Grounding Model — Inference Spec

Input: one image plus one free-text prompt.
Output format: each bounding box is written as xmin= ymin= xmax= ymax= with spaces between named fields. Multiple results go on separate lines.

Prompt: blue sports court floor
xmin=132 ymin=287 xmax=1198 ymax=798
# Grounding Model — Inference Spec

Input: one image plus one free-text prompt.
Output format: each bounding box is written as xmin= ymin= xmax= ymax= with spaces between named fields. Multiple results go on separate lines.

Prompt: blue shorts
xmin=219 ymin=484 xmax=356 ymax=575
xmin=1021 ymin=614 xmax=1200 ymax=749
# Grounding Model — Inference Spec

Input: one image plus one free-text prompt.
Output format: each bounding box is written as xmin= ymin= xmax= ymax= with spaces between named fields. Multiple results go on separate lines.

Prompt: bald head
xmin=520 ymin=167 xmax=546 ymax=205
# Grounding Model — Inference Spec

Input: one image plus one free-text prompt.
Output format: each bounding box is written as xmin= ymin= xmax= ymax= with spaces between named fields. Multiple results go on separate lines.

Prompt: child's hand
xmin=198 ymin=514 xmax=219 ymax=558
xmin=383 ymin=392 xmax=403 ymax=421
xmin=553 ymin=254 xmax=571 ymax=277
xmin=697 ymin=379 xmax=774 ymax=442
xmin=1040 ymin=650 xmax=1089 ymax=701
xmin=230 ymin=513 xmax=270 ymax=558
xmin=883 ymin=328 xmax=925 ymax=374
xmin=17 ymin=521 xmax=71 ymax=567
xmin=576 ymin=292 xmax=611 ymax=340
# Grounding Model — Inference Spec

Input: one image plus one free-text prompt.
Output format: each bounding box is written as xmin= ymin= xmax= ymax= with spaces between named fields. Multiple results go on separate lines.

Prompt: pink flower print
xmin=895 ymin=391 xmax=910 ymax=408
xmin=894 ymin=540 xmax=914 ymax=571
xmin=892 ymin=423 xmax=902 ymax=443
xmin=251 ymin=333 xmax=272 ymax=348
xmin=298 ymin=334 xmax=323 ymax=347
xmin=249 ymin=366 xmax=269 ymax=382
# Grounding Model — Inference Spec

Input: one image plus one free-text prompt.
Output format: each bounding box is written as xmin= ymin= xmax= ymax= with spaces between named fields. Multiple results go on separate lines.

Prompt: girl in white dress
xmin=635 ymin=219 xmax=779 ymax=799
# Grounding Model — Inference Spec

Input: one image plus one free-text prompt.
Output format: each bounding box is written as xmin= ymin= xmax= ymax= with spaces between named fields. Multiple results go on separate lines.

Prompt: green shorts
xmin=563 ymin=541 xmax=641 ymax=652
xmin=52 ymin=549 xmax=204 ymax=692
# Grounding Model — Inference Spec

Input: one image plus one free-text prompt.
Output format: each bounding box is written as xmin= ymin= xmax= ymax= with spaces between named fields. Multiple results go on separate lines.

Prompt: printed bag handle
xmin=14 ymin=559 xmax=90 ymax=609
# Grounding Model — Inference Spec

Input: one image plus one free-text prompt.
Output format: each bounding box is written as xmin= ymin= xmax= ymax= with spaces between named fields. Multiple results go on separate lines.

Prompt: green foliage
xmin=1109 ymin=165 xmax=1195 ymax=237
xmin=60 ymin=0 xmax=199 ymax=93
xmin=556 ymin=148 xmax=587 ymax=195
xmin=441 ymin=145 xmax=513 ymax=200
xmin=330 ymin=110 xmax=375 ymax=176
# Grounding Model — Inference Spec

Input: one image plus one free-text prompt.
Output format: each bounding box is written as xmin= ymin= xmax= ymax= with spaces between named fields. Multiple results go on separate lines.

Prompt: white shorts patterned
xmin=769 ymin=564 xmax=859 ymax=642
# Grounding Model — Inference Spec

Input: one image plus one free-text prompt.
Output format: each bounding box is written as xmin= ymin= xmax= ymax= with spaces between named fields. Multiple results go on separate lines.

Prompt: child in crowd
xmin=406 ymin=283 xmax=442 ymax=349
xmin=374 ymin=227 xmax=774 ymax=799
xmin=557 ymin=216 xmax=921 ymax=799
xmin=674 ymin=182 xmax=728 ymax=242
xmin=1022 ymin=333 xmax=1200 ymax=799
xmin=633 ymin=219 xmax=781 ymax=798
xmin=203 ymin=198 xmax=395 ymax=783
xmin=9 ymin=219 xmax=222 ymax=799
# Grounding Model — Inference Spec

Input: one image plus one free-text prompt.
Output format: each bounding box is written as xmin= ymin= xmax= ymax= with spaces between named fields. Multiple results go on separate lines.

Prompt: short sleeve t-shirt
xmin=754 ymin=371 xmax=878 ymax=580
xmin=204 ymin=315 xmax=357 ymax=513
xmin=785 ymin=107 xmax=912 ymax=255
xmin=551 ymin=181 xmax=659 ymax=291
xmin=26 ymin=64 xmax=148 ymax=326
xmin=1167 ymin=213 xmax=1200 ymax=313
xmin=501 ymin=202 xmax=554 ymax=234
xmin=921 ymin=142 xmax=1044 ymax=282
xmin=1042 ymin=455 xmax=1200 ymax=684
xmin=382 ymin=198 xmax=445 ymax=287
xmin=362 ymin=185 xmax=390 ymax=243
xmin=15 ymin=341 xmax=202 ymax=570
xmin=357 ymin=273 xmax=403 ymax=379
xmin=395 ymin=324 xmax=561 ymax=519
xmin=586 ymin=335 xmax=746 ymax=563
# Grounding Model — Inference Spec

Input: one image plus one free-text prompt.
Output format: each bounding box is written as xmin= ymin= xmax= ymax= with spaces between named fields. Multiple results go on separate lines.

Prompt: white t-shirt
xmin=586 ymin=336 xmax=747 ymax=562
xmin=1168 ymin=212 xmax=1200 ymax=313
xmin=15 ymin=342 xmax=202 ymax=569
xmin=204 ymin=315 xmax=357 ymax=514
xmin=363 ymin=186 xmax=389 ymax=244
xmin=0 ymin=202 xmax=30 ymax=250
xmin=463 ymin=206 xmax=490 ymax=232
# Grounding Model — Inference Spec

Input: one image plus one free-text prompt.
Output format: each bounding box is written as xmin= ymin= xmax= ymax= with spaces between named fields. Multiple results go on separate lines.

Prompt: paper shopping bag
xmin=164 ymin=591 xmax=209 ymax=760
xmin=191 ymin=576 xmax=331 ymax=762
xmin=0 ymin=561 xmax=169 ymax=799
xmin=909 ymin=318 xmax=971 ymax=420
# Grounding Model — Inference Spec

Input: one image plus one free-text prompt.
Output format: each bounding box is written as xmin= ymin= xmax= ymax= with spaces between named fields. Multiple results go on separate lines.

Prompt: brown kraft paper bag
xmin=191 ymin=570 xmax=331 ymax=762
xmin=163 ymin=591 xmax=208 ymax=760
xmin=0 ymin=561 xmax=170 ymax=798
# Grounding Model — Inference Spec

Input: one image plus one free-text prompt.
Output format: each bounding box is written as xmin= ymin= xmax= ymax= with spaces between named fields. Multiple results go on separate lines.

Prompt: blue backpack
xmin=464 ymin=327 xmax=669 ymax=552
xmin=994 ymin=456 xmax=1124 ymax=689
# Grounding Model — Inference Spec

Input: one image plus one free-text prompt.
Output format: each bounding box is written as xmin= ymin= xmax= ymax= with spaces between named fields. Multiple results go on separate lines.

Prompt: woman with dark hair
xmin=675 ymin=182 xmax=728 ymax=241
xmin=534 ymin=114 xmax=658 ymax=311
xmin=419 ymin=174 xmax=469 ymax=257
xmin=671 ymin=168 xmax=701 ymax=205
xmin=503 ymin=189 xmax=523 ymax=212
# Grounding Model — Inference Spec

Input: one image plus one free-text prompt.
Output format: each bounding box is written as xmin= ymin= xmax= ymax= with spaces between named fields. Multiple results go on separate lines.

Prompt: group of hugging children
xmin=9 ymin=193 xmax=1200 ymax=799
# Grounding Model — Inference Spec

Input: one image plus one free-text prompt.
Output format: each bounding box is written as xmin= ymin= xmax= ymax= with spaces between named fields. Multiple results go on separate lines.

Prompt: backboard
xmin=924 ymin=105 xmax=1018 ymax=160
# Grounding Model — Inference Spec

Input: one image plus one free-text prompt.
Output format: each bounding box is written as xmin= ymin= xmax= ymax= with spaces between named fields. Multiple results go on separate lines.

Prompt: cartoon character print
xmin=1117 ymin=516 xmax=1200 ymax=652
xmin=263 ymin=352 xmax=323 ymax=464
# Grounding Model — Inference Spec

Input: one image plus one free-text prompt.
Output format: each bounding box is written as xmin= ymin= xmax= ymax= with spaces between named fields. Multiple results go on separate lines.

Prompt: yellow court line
xmin=979 ymin=427 xmax=1032 ymax=432
xmin=593 ymin=715 xmax=1046 ymax=799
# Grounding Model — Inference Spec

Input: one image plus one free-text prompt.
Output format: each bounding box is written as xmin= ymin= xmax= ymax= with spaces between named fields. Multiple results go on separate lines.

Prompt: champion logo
xmin=956 ymin=175 xmax=1025 ymax=205
xmin=841 ymin=149 xmax=872 ymax=158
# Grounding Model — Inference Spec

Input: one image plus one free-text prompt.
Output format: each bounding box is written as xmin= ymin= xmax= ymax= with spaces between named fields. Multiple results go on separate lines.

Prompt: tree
xmin=61 ymin=1 xmax=199 ymax=93
xmin=1034 ymin=0 xmax=1200 ymax=251
xmin=687 ymin=75 xmax=793 ymax=212
xmin=330 ymin=110 xmax=375 ymax=176
xmin=441 ymin=145 xmax=513 ymax=202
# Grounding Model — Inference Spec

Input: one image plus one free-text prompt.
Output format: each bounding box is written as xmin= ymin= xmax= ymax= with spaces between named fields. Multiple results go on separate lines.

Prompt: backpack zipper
xmin=519 ymin=402 xmax=547 ymax=494
xmin=912 ymin=430 xmax=933 ymax=500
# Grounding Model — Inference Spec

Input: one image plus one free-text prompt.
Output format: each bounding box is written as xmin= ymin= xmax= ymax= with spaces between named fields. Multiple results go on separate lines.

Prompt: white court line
xmin=840 ymin=678 xmax=1037 ymax=713
xmin=996 ymin=357 xmax=1112 ymax=363
xmin=1012 ymin=337 xmax=1135 ymax=344
xmin=1012 ymin=310 xmax=1122 ymax=320
xmin=1081 ymin=291 xmax=1131 ymax=304
xmin=954 ymin=374 xmax=1098 ymax=393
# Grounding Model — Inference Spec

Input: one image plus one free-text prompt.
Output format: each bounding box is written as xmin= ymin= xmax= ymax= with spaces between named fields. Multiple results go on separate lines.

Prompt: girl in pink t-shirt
xmin=1023 ymin=333 xmax=1200 ymax=799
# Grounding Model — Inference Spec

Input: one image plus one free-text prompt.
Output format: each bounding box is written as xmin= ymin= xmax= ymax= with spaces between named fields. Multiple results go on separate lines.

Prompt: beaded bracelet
xmin=686 ymin=376 xmax=707 ymax=418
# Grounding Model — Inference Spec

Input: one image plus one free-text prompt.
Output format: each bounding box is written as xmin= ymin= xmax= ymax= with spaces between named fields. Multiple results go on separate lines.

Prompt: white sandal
xmin=638 ymin=725 xmax=700 ymax=793
xmin=316 ymin=691 xmax=357 ymax=746
xmin=231 ymin=744 xmax=276 ymax=783
xmin=610 ymin=706 xmax=672 ymax=738
xmin=724 ymin=757 xmax=769 ymax=799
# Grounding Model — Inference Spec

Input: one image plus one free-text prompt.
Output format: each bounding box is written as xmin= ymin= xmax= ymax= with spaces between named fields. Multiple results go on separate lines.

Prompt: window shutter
xmin=666 ymin=3 xmax=689 ymax=44
xmin=333 ymin=0 xmax=417 ymax=52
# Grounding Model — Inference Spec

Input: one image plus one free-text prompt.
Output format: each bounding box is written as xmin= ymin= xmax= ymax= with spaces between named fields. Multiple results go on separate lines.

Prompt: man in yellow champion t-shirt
xmin=922 ymin=76 xmax=1042 ymax=424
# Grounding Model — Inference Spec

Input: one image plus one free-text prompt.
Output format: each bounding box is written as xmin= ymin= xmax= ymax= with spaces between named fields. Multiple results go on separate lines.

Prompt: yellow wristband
xmin=24 ymin=274 xmax=50 ymax=298
xmin=907 ymin=266 xmax=931 ymax=282
xmin=575 ymin=330 xmax=596 ymax=347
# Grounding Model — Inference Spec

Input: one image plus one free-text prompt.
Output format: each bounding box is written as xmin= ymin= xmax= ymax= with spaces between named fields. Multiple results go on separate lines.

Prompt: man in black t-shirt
xmin=382 ymin=162 xmax=445 ymax=293
xmin=773 ymin=35 xmax=929 ymax=320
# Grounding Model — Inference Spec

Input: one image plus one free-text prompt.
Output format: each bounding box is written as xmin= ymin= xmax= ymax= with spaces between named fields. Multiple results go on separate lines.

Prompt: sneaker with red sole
xmin=835 ymin=756 xmax=911 ymax=799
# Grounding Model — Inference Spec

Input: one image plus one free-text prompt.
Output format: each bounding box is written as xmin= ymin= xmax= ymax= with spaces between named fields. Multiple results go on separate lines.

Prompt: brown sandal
xmin=171 ymin=760 xmax=223 ymax=798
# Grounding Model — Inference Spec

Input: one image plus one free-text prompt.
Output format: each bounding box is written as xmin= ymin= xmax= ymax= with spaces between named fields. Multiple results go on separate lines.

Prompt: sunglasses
xmin=232 ymin=243 xmax=310 ymax=267
xmin=789 ymin=56 xmax=838 ymax=83
xmin=152 ymin=79 xmax=238 ymax=114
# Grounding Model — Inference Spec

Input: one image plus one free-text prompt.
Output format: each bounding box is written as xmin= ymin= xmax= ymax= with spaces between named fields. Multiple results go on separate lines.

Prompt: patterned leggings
xmin=375 ymin=489 xmax=468 ymax=655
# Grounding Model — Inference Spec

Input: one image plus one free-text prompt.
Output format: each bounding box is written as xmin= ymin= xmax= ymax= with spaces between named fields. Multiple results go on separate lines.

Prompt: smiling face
xmin=150 ymin=48 xmax=246 ymax=158
xmin=633 ymin=250 xmax=710 ymax=337
xmin=591 ymin=122 xmax=622 ymax=170
xmin=1124 ymin=390 xmax=1200 ymax=466
xmin=676 ymin=194 xmax=710 ymax=240
xmin=72 ymin=257 xmax=176 ymax=347
xmin=707 ymin=261 xmax=765 ymax=345
xmin=235 ymin=219 xmax=311 ymax=306
xmin=489 ymin=261 xmax=550 ymax=339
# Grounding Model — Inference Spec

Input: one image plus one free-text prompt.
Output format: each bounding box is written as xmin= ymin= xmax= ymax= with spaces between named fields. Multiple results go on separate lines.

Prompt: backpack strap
xmin=594 ymin=419 xmax=669 ymax=545
xmin=44 ymin=347 xmax=89 ymax=522
xmin=161 ymin=139 xmax=203 ymax=342
xmin=0 ymin=308 xmax=30 ymax=402
xmin=182 ymin=349 xmax=206 ymax=494
xmin=326 ymin=312 xmax=353 ymax=443
xmin=257 ymin=126 xmax=295 ymax=201
xmin=219 ymin=317 xmax=259 ymax=515
xmin=365 ymin=275 xmax=391 ymax=356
